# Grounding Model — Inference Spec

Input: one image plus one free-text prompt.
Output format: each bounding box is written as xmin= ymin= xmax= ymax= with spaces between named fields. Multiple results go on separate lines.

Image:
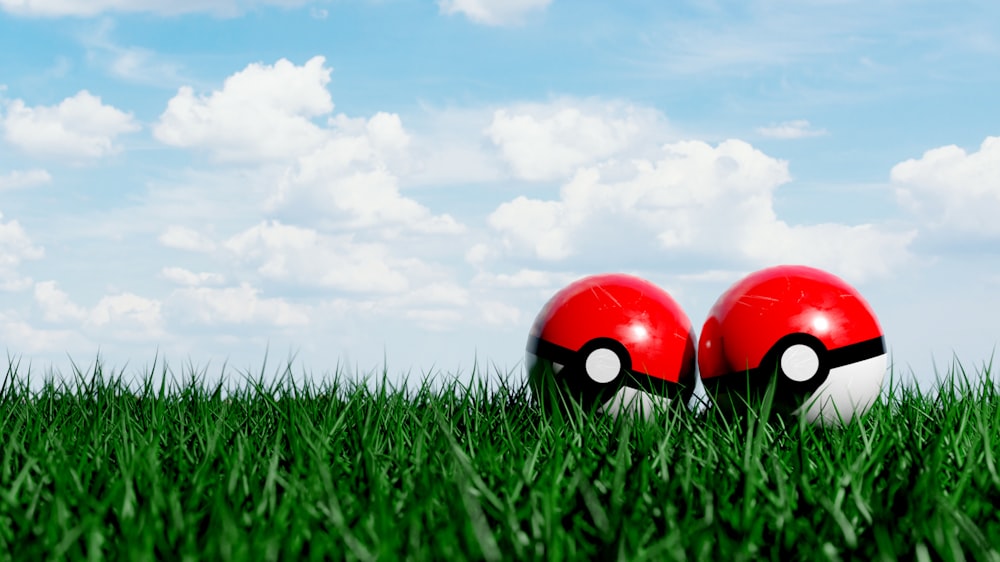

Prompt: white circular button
xmin=781 ymin=344 xmax=820 ymax=382
xmin=585 ymin=348 xmax=621 ymax=383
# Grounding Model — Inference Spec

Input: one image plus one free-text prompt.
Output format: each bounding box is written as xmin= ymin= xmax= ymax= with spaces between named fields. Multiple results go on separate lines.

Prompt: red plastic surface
xmin=698 ymin=265 xmax=883 ymax=380
xmin=530 ymin=273 xmax=695 ymax=384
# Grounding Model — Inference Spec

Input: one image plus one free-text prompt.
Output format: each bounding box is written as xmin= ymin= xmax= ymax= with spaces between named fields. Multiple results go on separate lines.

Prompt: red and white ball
xmin=526 ymin=273 xmax=696 ymax=418
xmin=698 ymin=265 xmax=887 ymax=424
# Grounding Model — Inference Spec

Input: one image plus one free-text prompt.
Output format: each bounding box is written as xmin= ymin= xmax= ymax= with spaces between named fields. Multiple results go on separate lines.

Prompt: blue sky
xmin=1 ymin=0 xmax=998 ymax=389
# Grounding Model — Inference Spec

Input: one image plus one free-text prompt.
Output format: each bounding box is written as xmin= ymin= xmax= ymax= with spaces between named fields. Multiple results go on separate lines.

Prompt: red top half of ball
xmin=529 ymin=273 xmax=696 ymax=384
xmin=698 ymin=265 xmax=883 ymax=380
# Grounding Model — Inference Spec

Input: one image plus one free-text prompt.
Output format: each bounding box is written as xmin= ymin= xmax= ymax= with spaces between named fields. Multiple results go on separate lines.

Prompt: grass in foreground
xmin=1 ymin=355 xmax=999 ymax=561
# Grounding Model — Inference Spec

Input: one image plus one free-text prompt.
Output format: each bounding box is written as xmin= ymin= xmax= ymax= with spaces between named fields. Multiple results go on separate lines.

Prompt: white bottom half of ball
xmin=796 ymin=353 xmax=888 ymax=425
xmin=598 ymin=385 xmax=675 ymax=420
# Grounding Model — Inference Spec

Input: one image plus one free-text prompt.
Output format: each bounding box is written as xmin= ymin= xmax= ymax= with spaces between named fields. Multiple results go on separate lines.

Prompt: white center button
xmin=585 ymin=348 xmax=621 ymax=383
xmin=781 ymin=344 xmax=820 ymax=382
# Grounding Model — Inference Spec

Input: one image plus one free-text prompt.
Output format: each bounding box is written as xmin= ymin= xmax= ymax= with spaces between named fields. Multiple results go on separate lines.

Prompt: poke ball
xmin=699 ymin=265 xmax=887 ymax=424
xmin=526 ymin=273 xmax=696 ymax=419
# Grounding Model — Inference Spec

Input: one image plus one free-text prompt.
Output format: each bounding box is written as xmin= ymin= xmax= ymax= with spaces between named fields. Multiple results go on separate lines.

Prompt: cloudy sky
xmin=1 ymin=0 xmax=998 ymax=390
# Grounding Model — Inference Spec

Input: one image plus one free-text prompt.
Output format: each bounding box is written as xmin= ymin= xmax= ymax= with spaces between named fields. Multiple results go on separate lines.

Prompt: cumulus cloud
xmin=672 ymin=269 xmax=749 ymax=283
xmin=157 ymin=57 xmax=463 ymax=235
xmin=892 ymin=136 xmax=1000 ymax=236
xmin=154 ymin=56 xmax=333 ymax=163
xmin=404 ymin=308 xmax=464 ymax=332
xmin=223 ymin=220 xmax=412 ymax=293
xmin=89 ymin=293 xmax=163 ymax=334
xmin=1 ymin=91 xmax=139 ymax=159
xmin=0 ymin=0 xmax=312 ymax=17
xmin=471 ymin=269 xmax=577 ymax=289
xmin=486 ymin=99 xmax=671 ymax=181
xmin=36 ymin=276 xmax=312 ymax=334
xmin=400 ymin=105 xmax=507 ymax=187
xmin=170 ymin=283 xmax=310 ymax=326
xmin=739 ymin=222 xmax=917 ymax=283
xmin=488 ymin=138 xmax=915 ymax=282
xmin=438 ymin=0 xmax=552 ymax=26
xmin=264 ymin=111 xmax=463 ymax=232
xmin=33 ymin=280 xmax=165 ymax=340
xmin=0 ymin=169 xmax=52 ymax=190
xmin=478 ymin=301 xmax=522 ymax=326
xmin=270 ymin=116 xmax=464 ymax=232
xmin=160 ymin=267 xmax=225 ymax=286
xmin=158 ymin=226 xmax=217 ymax=252
xmin=465 ymin=242 xmax=493 ymax=266
xmin=0 ymin=312 xmax=87 ymax=354
xmin=34 ymin=281 xmax=88 ymax=322
xmin=756 ymin=119 xmax=828 ymax=139
xmin=1 ymin=211 xmax=44 ymax=290
xmin=307 ymin=281 xmax=479 ymax=333
xmin=383 ymin=282 xmax=470 ymax=308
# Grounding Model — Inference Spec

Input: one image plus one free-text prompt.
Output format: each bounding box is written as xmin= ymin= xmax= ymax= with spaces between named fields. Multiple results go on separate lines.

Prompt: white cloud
xmin=0 ymin=0 xmax=312 ymax=17
xmin=0 ymin=277 xmax=33 ymax=292
xmin=892 ymin=136 xmax=1000 ymax=236
xmin=465 ymin=243 xmax=493 ymax=266
xmin=488 ymin=138 xmax=914 ymax=283
xmin=160 ymin=267 xmax=225 ymax=286
xmin=400 ymin=105 xmax=507 ymax=187
xmin=366 ymin=111 xmax=411 ymax=153
xmin=32 ymin=280 xmax=165 ymax=340
xmin=0 ymin=212 xmax=44 ymax=288
xmin=309 ymin=279 xmax=486 ymax=334
xmin=478 ymin=301 xmax=522 ymax=326
xmin=756 ymin=119 xmax=828 ymax=139
xmin=490 ymin=196 xmax=567 ymax=259
xmin=1 ymin=90 xmax=139 ymax=159
xmin=154 ymin=56 xmax=333 ymax=163
xmin=385 ymin=282 xmax=470 ymax=308
xmin=269 ymin=111 xmax=464 ymax=234
xmin=739 ymin=221 xmax=917 ymax=283
xmin=34 ymin=281 xmax=88 ymax=322
xmin=486 ymin=99 xmax=671 ymax=181
xmin=471 ymin=269 xmax=577 ymax=289
xmin=438 ymin=0 xmax=552 ymax=26
xmin=404 ymin=308 xmax=464 ymax=332
xmin=158 ymin=226 xmax=217 ymax=252
xmin=0 ymin=169 xmax=52 ymax=190
xmin=170 ymin=283 xmax=311 ymax=326
xmin=155 ymin=57 xmax=463 ymax=236
xmin=81 ymin=19 xmax=188 ymax=87
xmin=223 ymin=220 xmax=411 ymax=293
xmin=672 ymin=269 xmax=748 ymax=283
xmin=34 ymin=275 xmax=313 ymax=340
xmin=27 ymin=273 xmax=320 ymax=348
xmin=0 ymin=312 xmax=88 ymax=355
xmin=90 ymin=293 xmax=164 ymax=336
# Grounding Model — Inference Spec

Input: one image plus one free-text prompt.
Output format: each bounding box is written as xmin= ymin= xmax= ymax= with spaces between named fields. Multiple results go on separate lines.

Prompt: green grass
xmin=2 ymin=354 xmax=1000 ymax=561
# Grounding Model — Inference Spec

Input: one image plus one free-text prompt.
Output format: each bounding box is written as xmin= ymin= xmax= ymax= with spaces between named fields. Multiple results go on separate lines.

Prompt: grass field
xmin=1 ymin=355 xmax=999 ymax=561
